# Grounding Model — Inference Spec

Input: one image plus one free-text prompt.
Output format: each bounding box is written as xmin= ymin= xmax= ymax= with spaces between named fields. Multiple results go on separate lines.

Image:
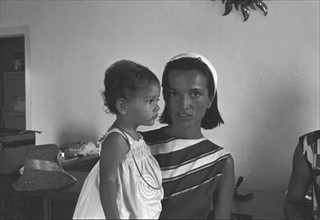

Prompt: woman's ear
xmin=207 ymin=95 xmax=214 ymax=109
xmin=116 ymin=98 xmax=128 ymax=115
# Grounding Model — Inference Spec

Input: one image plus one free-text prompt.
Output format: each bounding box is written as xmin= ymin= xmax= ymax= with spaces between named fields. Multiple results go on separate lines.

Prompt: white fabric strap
xmin=170 ymin=53 xmax=218 ymax=98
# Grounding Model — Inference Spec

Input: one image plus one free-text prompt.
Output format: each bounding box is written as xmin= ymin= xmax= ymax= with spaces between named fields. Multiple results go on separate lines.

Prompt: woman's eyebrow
xmin=192 ymin=88 xmax=204 ymax=91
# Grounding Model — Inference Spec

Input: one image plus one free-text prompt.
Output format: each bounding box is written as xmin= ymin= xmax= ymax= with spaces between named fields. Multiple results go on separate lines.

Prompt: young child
xmin=73 ymin=60 xmax=163 ymax=219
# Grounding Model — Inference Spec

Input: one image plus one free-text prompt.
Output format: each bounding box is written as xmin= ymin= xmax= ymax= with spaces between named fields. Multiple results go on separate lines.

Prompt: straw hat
xmin=13 ymin=144 xmax=76 ymax=191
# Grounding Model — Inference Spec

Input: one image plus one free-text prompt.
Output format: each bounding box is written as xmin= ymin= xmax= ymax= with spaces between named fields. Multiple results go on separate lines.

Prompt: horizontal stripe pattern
xmin=164 ymin=173 xmax=222 ymax=199
xmin=161 ymin=153 xmax=228 ymax=198
xmin=141 ymin=128 xmax=229 ymax=218
xmin=153 ymin=138 xmax=223 ymax=167
xmin=159 ymin=141 xmax=227 ymax=180
xmin=160 ymin=176 xmax=220 ymax=219
xmin=150 ymin=137 xmax=206 ymax=154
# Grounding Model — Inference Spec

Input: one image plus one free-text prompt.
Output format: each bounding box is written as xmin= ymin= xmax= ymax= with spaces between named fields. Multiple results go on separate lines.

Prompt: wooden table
xmin=61 ymin=154 xmax=99 ymax=172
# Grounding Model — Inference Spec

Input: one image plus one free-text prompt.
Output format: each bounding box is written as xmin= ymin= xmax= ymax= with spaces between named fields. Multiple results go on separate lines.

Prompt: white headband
xmin=169 ymin=53 xmax=218 ymax=97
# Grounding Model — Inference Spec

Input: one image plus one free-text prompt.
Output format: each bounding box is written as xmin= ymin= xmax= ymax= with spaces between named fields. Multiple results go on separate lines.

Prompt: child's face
xmin=126 ymin=83 xmax=160 ymax=127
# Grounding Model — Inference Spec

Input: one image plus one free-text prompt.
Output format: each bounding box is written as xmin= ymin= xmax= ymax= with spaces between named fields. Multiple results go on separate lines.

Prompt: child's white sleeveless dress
xmin=72 ymin=128 xmax=163 ymax=219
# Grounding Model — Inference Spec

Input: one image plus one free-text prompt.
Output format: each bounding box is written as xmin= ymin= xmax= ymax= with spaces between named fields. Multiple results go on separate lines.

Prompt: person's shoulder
xmin=140 ymin=127 xmax=172 ymax=145
xmin=300 ymin=129 xmax=320 ymax=138
xmin=299 ymin=129 xmax=320 ymax=145
xmin=203 ymin=137 xmax=225 ymax=151
xmin=101 ymin=130 xmax=129 ymax=153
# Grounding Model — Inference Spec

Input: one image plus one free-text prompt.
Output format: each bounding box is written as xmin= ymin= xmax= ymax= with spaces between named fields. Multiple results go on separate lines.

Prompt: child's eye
xmin=147 ymin=98 xmax=158 ymax=104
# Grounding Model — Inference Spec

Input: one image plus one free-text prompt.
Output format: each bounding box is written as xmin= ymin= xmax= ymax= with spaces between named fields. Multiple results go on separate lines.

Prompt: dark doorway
xmin=0 ymin=36 xmax=26 ymax=130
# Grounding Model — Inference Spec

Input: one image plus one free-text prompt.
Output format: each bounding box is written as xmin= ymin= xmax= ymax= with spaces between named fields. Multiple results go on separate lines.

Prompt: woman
xmin=283 ymin=129 xmax=320 ymax=220
xmin=141 ymin=53 xmax=235 ymax=219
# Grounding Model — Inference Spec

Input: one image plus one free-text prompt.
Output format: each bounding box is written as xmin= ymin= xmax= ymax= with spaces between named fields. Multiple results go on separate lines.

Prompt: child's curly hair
xmin=102 ymin=59 xmax=160 ymax=114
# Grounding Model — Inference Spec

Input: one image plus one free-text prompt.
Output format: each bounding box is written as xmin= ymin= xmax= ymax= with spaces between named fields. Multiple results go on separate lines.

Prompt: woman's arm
xmin=99 ymin=133 xmax=129 ymax=219
xmin=283 ymin=143 xmax=312 ymax=219
xmin=213 ymin=154 xmax=235 ymax=219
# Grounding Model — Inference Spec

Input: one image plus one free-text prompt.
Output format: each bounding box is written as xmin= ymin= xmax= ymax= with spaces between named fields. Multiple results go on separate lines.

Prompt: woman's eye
xmin=192 ymin=91 xmax=201 ymax=97
xmin=168 ymin=91 xmax=177 ymax=97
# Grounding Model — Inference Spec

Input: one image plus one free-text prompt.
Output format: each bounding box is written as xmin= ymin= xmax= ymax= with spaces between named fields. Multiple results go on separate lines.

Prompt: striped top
xmin=141 ymin=127 xmax=230 ymax=219
xmin=300 ymin=130 xmax=320 ymax=220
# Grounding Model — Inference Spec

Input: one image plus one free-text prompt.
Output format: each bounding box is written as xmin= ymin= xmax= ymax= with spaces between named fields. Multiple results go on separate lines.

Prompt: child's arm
xmin=212 ymin=154 xmax=235 ymax=219
xmin=99 ymin=132 xmax=129 ymax=219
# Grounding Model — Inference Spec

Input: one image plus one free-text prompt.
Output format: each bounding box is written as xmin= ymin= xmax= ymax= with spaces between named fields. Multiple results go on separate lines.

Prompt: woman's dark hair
xmin=102 ymin=59 xmax=160 ymax=114
xmin=159 ymin=57 xmax=224 ymax=129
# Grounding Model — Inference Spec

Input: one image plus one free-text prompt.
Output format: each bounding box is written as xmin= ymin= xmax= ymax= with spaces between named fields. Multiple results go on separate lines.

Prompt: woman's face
xmin=166 ymin=69 xmax=213 ymax=130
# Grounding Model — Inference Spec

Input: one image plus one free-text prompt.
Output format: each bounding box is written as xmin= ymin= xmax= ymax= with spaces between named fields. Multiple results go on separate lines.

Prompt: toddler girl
xmin=73 ymin=59 xmax=163 ymax=219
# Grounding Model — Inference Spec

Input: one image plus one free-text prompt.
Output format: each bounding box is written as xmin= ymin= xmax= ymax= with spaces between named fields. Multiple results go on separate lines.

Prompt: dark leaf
xmin=256 ymin=0 xmax=268 ymax=16
xmin=223 ymin=0 xmax=233 ymax=16
xmin=241 ymin=5 xmax=250 ymax=21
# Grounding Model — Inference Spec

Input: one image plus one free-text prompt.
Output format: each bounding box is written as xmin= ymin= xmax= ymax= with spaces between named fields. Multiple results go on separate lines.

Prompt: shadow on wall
xmin=246 ymin=74 xmax=307 ymax=192
xmin=56 ymin=121 xmax=101 ymax=146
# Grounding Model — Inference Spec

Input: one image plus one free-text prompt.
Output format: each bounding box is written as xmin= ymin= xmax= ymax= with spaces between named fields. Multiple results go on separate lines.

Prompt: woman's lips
xmin=177 ymin=113 xmax=190 ymax=118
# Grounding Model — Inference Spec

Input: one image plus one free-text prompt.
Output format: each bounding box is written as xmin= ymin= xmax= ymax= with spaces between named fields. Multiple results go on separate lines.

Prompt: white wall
xmin=1 ymin=1 xmax=319 ymax=192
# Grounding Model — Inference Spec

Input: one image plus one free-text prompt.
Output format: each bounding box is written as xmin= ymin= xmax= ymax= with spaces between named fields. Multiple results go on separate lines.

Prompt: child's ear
xmin=116 ymin=98 xmax=128 ymax=115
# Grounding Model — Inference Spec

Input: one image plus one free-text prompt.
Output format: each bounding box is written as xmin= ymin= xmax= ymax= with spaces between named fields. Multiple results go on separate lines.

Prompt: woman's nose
xmin=182 ymin=94 xmax=191 ymax=108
